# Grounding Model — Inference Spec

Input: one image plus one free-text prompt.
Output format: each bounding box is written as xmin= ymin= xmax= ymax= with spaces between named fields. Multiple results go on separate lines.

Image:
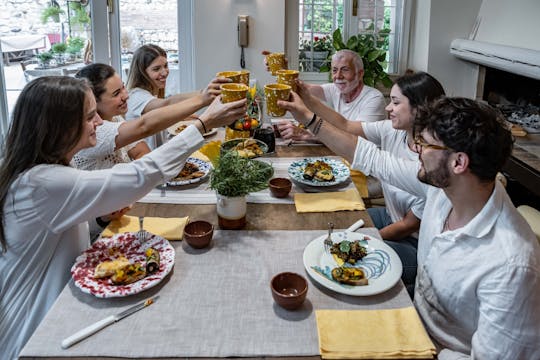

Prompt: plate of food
xmin=220 ymin=138 xmax=268 ymax=159
xmin=288 ymin=158 xmax=350 ymax=187
xmin=71 ymin=232 xmax=175 ymax=298
xmin=167 ymin=121 xmax=218 ymax=138
xmin=167 ymin=157 xmax=211 ymax=186
xmin=303 ymin=231 xmax=402 ymax=296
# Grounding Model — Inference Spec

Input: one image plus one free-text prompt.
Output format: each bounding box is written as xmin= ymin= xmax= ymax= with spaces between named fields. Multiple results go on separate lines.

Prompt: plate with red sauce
xmin=71 ymin=232 xmax=175 ymax=298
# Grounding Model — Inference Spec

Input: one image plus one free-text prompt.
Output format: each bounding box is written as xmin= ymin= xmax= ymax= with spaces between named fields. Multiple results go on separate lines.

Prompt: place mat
xmin=102 ymin=215 xmax=189 ymax=241
xmin=316 ymin=307 xmax=436 ymax=359
xmin=295 ymin=188 xmax=366 ymax=213
xmin=21 ymin=229 xmax=413 ymax=359
xmin=137 ymin=157 xmax=356 ymax=205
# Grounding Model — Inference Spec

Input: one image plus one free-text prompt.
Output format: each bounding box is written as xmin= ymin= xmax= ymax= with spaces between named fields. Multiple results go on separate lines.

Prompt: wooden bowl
xmin=183 ymin=220 xmax=214 ymax=249
xmin=269 ymin=177 xmax=292 ymax=198
xmin=270 ymin=272 xmax=308 ymax=310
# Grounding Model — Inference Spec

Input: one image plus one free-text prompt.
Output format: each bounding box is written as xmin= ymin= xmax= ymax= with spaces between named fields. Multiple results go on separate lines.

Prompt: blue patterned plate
xmin=167 ymin=157 xmax=211 ymax=186
xmin=288 ymin=157 xmax=350 ymax=187
xmin=303 ymin=232 xmax=402 ymax=296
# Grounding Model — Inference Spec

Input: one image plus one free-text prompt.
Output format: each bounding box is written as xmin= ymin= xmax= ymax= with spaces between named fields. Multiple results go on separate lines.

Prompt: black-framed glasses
xmin=413 ymin=137 xmax=453 ymax=152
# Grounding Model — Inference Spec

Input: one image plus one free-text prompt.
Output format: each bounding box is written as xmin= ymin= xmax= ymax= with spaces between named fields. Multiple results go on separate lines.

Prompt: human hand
xmin=276 ymin=121 xmax=316 ymax=141
xmin=201 ymin=77 xmax=231 ymax=105
xmin=200 ymin=96 xmax=247 ymax=129
xmin=261 ymin=50 xmax=289 ymax=72
xmin=276 ymin=91 xmax=312 ymax=125
xmin=295 ymin=80 xmax=320 ymax=109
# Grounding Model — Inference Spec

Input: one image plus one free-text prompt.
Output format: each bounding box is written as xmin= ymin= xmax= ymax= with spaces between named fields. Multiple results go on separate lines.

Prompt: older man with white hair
xmin=276 ymin=49 xmax=386 ymax=142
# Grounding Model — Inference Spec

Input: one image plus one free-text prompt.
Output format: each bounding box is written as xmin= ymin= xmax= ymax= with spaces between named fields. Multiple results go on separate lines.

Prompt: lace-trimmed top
xmin=71 ymin=116 xmax=138 ymax=170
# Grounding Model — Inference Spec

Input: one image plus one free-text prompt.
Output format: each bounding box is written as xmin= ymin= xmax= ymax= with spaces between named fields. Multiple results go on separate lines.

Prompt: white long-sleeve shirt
xmin=351 ymin=136 xmax=540 ymax=359
xmin=0 ymin=125 xmax=203 ymax=360
xmin=126 ymin=87 xmax=167 ymax=149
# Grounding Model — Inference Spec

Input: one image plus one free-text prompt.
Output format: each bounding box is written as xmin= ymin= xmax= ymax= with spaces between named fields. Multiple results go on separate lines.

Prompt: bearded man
xmin=279 ymin=94 xmax=540 ymax=359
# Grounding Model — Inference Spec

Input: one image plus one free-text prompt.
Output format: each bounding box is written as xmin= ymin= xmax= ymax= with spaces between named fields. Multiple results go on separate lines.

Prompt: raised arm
xmin=296 ymin=80 xmax=366 ymax=137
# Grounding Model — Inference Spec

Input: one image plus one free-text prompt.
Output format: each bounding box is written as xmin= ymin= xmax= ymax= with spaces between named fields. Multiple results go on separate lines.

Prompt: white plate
xmin=167 ymin=157 xmax=211 ymax=186
xmin=303 ymin=232 xmax=402 ymax=296
xmin=71 ymin=232 xmax=175 ymax=298
xmin=167 ymin=121 xmax=218 ymax=138
xmin=288 ymin=157 xmax=350 ymax=187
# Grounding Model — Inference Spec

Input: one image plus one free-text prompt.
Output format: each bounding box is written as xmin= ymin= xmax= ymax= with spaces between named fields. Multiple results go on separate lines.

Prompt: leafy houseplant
xmin=41 ymin=5 xmax=64 ymax=24
xmin=300 ymin=36 xmax=333 ymax=53
xmin=210 ymin=151 xmax=273 ymax=198
xmin=36 ymin=51 xmax=54 ymax=67
xmin=51 ymin=42 xmax=67 ymax=54
xmin=322 ymin=28 xmax=393 ymax=88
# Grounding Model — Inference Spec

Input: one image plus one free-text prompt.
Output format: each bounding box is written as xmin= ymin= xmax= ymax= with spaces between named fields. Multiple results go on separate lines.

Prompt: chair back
xmin=517 ymin=205 xmax=540 ymax=243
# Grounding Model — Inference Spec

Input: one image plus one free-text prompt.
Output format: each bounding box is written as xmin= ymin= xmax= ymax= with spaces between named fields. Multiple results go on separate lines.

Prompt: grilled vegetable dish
xmin=330 ymin=240 xmax=368 ymax=266
xmin=331 ymin=267 xmax=368 ymax=286
xmin=303 ymin=160 xmax=335 ymax=182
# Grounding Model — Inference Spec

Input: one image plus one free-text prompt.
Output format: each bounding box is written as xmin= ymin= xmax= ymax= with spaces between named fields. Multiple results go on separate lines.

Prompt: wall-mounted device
xmin=237 ymin=15 xmax=249 ymax=68
xmin=238 ymin=15 xmax=249 ymax=47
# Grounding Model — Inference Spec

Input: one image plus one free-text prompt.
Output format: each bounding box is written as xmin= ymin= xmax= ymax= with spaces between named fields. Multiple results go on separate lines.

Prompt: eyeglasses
xmin=413 ymin=137 xmax=453 ymax=152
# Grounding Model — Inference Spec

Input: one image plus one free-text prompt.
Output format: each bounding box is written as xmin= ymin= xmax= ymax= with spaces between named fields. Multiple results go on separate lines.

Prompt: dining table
xmin=20 ymin=127 xmax=418 ymax=360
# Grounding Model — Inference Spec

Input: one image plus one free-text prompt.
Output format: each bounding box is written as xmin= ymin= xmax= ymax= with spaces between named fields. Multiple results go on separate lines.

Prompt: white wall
xmin=191 ymin=0 xmax=285 ymax=90
xmin=407 ymin=0 xmax=482 ymax=97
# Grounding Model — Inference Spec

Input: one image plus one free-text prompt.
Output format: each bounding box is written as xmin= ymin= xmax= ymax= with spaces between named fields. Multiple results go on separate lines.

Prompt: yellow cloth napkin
xmin=316 ymin=307 xmax=436 ymax=359
xmin=294 ymin=188 xmax=365 ymax=213
xmin=341 ymin=158 xmax=369 ymax=198
xmin=102 ymin=215 xmax=189 ymax=241
xmin=190 ymin=150 xmax=210 ymax=162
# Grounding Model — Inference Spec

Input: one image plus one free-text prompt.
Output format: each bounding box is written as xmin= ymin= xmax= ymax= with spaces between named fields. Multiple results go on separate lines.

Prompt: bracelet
xmin=195 ymin=117 xmax=207 ymax=133
xmin=305 ymin=113 xmax=317 ymax=128
xmin=96 ymin=216 xmax=111 ymax=228
xmin=312 ymin=117 xmax=324 ymax=135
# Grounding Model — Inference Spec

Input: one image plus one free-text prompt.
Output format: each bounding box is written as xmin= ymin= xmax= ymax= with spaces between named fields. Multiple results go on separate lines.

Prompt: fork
xmin=137 ymin=216 xmax=146 ymax=242
xmin=324 ymin=222 xmax=334 ymax=254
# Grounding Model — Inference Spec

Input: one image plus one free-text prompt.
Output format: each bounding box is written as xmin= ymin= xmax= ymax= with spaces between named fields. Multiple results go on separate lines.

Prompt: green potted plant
xmin=41 ymin=4 xmax=64 ymax=24
xmin=51 ymin=42 xmax=68 ymax=64
xmin=300 ymin=36 xmax=333 ymax=72
xmin=322 ymin=28 xmax=393 ymax=88
xmin=209 ymin=151 xmax=273 ymax=229
xmin=66 ymin=37 xmax=85 ymax=59
xmin=36 ymin=51 xmax=54 ymax=68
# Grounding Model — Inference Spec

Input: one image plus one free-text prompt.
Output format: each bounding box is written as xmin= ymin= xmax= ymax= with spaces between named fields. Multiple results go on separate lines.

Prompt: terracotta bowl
xmin=183 ymin=220 xmax=214 ymax=249
xmin=268 ymin=177 xmax=292 ymax=198
xmin=270 ymin=272 xmax=308 ymax=310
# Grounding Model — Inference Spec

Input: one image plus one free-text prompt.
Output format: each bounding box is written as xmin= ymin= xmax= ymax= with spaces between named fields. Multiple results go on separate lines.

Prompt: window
xmin=298 ymin=0 xmax=407 ymax=75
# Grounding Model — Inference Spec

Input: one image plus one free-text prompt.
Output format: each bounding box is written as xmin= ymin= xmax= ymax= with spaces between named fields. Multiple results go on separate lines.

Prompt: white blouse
xmin=0 ymin=125 xmax=203 ymax=359
xmin=71 ymin=116 xmax=137 ymax=170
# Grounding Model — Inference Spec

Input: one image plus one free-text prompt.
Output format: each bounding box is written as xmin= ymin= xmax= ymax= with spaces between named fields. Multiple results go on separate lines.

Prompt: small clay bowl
xmin=270 ymin=272 xmax=308 ymax=310
xmin=268 ymin=177 xmax=292 ymax=198
xmin=183 ymin=220 xmax=214 ymax=249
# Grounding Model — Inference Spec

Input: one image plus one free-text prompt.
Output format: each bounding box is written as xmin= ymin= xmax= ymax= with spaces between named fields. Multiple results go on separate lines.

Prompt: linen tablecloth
xmin=137 ymin=156 xmax=357 ymax=204
xmin=21 ymin=229 xmax=412 ymax=359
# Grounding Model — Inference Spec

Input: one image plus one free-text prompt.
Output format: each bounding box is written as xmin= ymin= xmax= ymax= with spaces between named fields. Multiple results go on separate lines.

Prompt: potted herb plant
xmin=300 ymin=36 xmax=333 ymax=72
xmin=209 ymin=151 xmax=273 ymax=229
xmin=321 ymin=28 xmax=393 ymax=88
xmin=51 ymin=42 xmax=68 ymax=65
xmin=41 ymin=4 xmax=64 ymax=24
xmin=36 ymin=51 xmax=54 ymax=68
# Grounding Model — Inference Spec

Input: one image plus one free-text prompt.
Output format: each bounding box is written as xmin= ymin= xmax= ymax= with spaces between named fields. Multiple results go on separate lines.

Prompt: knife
xmin=61 ymin=296 xmax=158 ymax=349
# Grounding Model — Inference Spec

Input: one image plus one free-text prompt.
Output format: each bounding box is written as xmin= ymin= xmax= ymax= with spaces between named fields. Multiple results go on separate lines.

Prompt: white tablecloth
xmin=0 ymin=34 xmax=50 ymax=52
xmin=21 ymin=229 xmax=411 ymax=359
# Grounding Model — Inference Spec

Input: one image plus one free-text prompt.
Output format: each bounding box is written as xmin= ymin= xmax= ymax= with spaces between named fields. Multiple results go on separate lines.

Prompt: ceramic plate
xmin=288 ymin=157 xmax=350 ymax=187
xmin=303 ymin=232 xmax=402 ymax=296
xmin=167 ymin=120 xmax=218 ymax=138
xmin=71 ymin=232 xmax=175 ymax=298
xmin=220 ymin=138 xmax=269 ymax=158
xmin=167 ymin=157 xmax=211 ymax=186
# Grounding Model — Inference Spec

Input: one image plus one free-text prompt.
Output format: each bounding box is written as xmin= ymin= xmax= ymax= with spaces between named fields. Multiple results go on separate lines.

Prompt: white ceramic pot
xmin=216 ymin=194 xmax=247 ymax=229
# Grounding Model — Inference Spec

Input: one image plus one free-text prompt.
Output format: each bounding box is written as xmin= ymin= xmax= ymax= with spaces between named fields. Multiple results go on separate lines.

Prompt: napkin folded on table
xmin=316 ymin=307 xmax=436 ymax=359
xmin=102 ymin=215 xmax=189 ymax=241
xmin=294 ymin=188 xmax=365 ymax=213
xmin=341 ymin=158 xmax=369 ymax=198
